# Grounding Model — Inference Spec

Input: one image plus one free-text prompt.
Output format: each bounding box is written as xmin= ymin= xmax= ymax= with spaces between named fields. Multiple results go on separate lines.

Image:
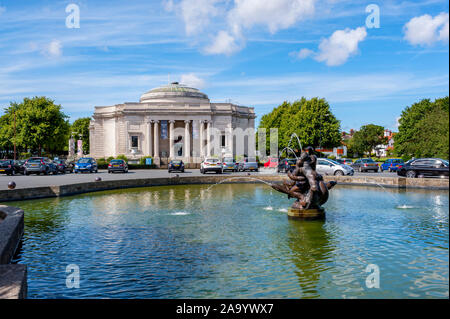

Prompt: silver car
xmin=222 ymin=157 xmax=237 ymax=172
xmin=316 ymin=158 xmax=354 ymax=176
xmin=237 ymin=158 xmax=259 ymax=172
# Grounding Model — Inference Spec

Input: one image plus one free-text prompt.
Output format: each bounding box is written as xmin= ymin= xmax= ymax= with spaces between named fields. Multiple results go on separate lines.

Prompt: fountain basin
xmin=3 ymin=184 xmax=449 ymax=299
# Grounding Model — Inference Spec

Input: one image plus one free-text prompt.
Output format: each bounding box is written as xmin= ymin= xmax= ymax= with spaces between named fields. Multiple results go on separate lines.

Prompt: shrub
xmin=97 ymin=158 xmax=107 ymax=165
xmin=115 ymin=154 xmax=128 ymax=162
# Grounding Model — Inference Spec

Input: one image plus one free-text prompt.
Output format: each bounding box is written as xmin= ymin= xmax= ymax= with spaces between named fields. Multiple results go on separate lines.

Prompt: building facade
xmin=89 ymin=82 xmax=256 ymax=165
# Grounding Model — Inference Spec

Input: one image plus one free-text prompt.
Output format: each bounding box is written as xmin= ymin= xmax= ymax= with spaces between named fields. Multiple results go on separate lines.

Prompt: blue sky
xmin=0 ymin=0 xmax=448 ymax=132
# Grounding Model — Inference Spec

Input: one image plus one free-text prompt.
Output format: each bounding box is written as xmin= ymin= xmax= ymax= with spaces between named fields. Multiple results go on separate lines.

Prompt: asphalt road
xmin=0 ymin=168 xmax=399 ymax=190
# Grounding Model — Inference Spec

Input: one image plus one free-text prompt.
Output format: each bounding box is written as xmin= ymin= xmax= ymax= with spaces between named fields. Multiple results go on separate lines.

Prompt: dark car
xmin=53 ymin=159 xmax=68 ymax=174
xmin=0 ymin=159 xmax=20 ymax=176
xmin=380 ymin=158 xmax=404 ymax=172
xmin=108 ymin=159 xmax=128 ymax=173
xmin=397 ymin=158 xmax=449 ymax=178
xmin=277 ymin=158 xmax=297 ymax=173
xmin=351 ymin=158 xmax=379 ymax=173
xmin=74 ymin=157 xmax=98 ymax=173
xmin=13 ymin=160 xmax=27 ymax=175
xmin=168 ymin=160 xmax=184 ymax=173
xmin=24 ymin=157 xmax=58 ymax=175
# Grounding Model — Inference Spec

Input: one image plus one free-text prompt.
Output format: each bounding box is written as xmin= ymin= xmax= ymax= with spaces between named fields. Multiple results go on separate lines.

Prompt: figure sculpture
xmin=272 ymin=146 xmax=337 ymax=218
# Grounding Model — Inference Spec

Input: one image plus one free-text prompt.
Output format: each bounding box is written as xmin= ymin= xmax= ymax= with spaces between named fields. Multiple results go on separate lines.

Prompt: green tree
xmin=70 ymin=117 xmax=91 ymax=153
xmin=350 ymin=124 xmax=387 ymax=157
xmin=258 ymin=97 xmax=341 ymax=155
xmin=395 ymin=97 xmax=449 ymax=159
xmin=1 ymin=97 xmax=69 ymax=156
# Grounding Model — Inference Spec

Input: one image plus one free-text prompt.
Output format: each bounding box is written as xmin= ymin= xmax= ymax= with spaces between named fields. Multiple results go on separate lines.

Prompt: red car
xmin=264 ymin=157 xmax=279 ymax=168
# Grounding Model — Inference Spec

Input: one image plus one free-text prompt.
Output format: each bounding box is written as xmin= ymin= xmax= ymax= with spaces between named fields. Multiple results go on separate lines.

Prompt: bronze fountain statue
xmin=271 ymin=146 xmax=337 ymax=219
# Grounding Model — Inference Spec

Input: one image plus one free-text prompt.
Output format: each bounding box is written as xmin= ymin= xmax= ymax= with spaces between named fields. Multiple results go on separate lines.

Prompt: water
xmin=7 ymin=184 xmax=449 ymax=299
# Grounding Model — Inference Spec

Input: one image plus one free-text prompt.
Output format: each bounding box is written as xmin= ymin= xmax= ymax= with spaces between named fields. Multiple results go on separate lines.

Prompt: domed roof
xmin=140 ymin=82 xmax=209 ymax=103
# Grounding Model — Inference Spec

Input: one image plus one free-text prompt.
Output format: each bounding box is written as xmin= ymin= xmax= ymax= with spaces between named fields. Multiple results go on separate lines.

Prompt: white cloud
xmin=315 ymin=27 xmax=367 ymax=66
xmin=403 ymin=12 xmax=449 ymax=46
xmin=204 ymin=30 xmax=241 ymax=55
xmin=291 ymin=48 xmax=314 ymax=60
xmin=167 ymin=0 xmax=316 ymax=55
xmin=0 ymin=6 xmax=5 ymax=16
xmin=180 ymin=73 xmax=205 ymax=88
xmin=43 ymin=40 xmax=63 ymax=57
xmin=172 ymin=0 xmax=221 ymax=36
xmin=228 ymin=0 xmax=315 ymax=34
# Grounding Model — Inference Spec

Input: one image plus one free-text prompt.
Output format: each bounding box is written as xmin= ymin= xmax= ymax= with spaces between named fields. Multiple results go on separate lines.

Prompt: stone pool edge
xmin=0 ymin=205 xmax=27 ymax=299
xmin=0 ymin=175 xmax=448 ymax=203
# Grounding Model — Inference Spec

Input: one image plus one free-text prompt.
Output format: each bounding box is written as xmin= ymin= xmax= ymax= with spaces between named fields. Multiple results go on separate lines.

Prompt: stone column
xmin=206 ymin=120 xmax=212 ymax=157
xmin=199 ymin=120 xmax=204 ymax=158
xmin=153 ymin=120 xmax=159 ymax=158
xmin=147 ymin=121 xmax=153 ymax=156
xmin=227 ymin=126 xmax=234 ymax=156
xmin=169 ymin=120 xmax=175 ymax=158
xmin=184 ymin=120 xmax=191 ymax=161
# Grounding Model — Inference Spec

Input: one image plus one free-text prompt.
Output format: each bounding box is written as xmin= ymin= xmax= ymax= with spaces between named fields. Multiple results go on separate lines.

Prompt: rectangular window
xmin=131 ymin=136 xmax=139 ymax=148
xmin=161 ymin=120 xmax=168 ymax=139
xmin=221 ymin=134 xmax=226 ymax=147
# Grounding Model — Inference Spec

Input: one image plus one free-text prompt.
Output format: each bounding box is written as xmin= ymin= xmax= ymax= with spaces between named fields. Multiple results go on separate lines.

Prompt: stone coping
xmin=0 ymin=205 xmax=26 ymax=299
xmin=0 ymin=265 xmax=27 ymax=299
xmin=0 ymin=205 xmax=24 ymax=265
xmin=0 ymin=175 xmax=448 ymax=203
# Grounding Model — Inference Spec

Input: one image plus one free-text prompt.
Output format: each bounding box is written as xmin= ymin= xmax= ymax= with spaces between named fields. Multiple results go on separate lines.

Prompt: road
xmin=0 ymin=168 xmax=399 ymax=190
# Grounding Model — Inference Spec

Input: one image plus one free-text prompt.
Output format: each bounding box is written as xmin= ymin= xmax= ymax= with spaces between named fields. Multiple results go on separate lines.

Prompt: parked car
xmin=14 ymin=160 xmax=27 ymax=175
xmin=222 ymin=157 xmax=237 ymax=172
xmin=397 ymin=158 xmax=449 ymax=178
xmin=108 ymin=159 xmax=128 ymax=173
xmin=380 ymin=158 xmax=404 ymax=172
xmin=277 ymin=158 xmax=297 ymax=173
xmin=23 ymin=157 xmax=58 ymax=175
xmin=168 ymin=160 xmax=184 ymax=173
xmin=0 ymin=159 xmax=20 ymax=176
xmin=264 ymin=157 xmax=279 ymax=168
xmin=53 ymin=159 xmax=68 ymax=174
xmin=64 ymin=160 xmax=75 ymax=173
xmin=336 ymin=158 xmax=353 ymax=165
xmin=237 ymin=158 xmax=259 ymax=172
xmin=351 ymin=158 xmax=379 ymax=172
xmin=317 ymin=158 xmax=354 ymax=176
xmin=74 ymin=157 xmax=98 ymax=173
xmin=200 ymin=158 xmax=223 ymax=174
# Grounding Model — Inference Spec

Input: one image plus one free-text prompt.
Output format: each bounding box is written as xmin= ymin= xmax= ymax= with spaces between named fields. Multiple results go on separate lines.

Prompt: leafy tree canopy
xmin=350 ymin=124 xmax=387 ymax=156
xmin=258 ymin=97 xmax=341 ymax=156
xmin=395 ymin=97 xmax=449 ymax=159
xmin=0 ymin=96 xmax=70 ymax=156
xmin=70 ymin=117 xmax=91 ymax=153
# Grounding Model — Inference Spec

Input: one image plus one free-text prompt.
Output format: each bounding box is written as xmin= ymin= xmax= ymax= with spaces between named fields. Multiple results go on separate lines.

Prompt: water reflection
xmin=287 ymin=220 xmax=334 ymax=298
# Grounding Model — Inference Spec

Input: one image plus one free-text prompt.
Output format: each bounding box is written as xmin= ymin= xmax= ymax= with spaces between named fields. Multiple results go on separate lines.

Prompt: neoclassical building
xmin=89 ymin=82 xmax=256 ymax=166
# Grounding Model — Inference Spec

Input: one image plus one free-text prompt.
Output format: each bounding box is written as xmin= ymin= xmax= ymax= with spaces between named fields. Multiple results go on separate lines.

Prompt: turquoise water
xmin=8 ymin=184 xmax=449 ymax=299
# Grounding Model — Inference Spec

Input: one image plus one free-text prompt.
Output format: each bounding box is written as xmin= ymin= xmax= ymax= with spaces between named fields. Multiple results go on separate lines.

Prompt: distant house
xmin=374 ymin=129 xmax=396 ymax=157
